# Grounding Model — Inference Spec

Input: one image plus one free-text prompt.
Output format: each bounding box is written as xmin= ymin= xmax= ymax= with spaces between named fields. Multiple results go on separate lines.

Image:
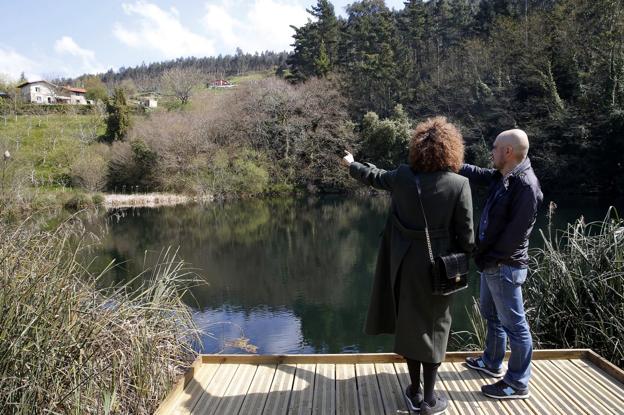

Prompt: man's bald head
xmin=495 ymin=129 xmax=529 ymax=162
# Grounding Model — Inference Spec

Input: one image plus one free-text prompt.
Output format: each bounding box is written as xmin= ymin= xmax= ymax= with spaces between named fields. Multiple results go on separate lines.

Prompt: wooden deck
xmin=156 ymin=349 xmax=624 ymax=415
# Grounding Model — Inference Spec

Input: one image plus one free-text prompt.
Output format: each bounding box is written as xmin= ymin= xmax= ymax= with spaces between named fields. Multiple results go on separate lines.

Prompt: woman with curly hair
xmin=342 ymin=116 xmax=474 ymax=415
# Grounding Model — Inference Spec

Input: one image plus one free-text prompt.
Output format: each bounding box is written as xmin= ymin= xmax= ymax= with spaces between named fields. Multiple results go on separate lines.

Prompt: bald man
xmin=460 ymin=129 xmax=543 ymax=400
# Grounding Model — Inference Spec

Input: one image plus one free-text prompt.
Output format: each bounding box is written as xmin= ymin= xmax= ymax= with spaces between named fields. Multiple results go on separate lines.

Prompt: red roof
xmin=64 ymin=86 xmax=87 ymax=93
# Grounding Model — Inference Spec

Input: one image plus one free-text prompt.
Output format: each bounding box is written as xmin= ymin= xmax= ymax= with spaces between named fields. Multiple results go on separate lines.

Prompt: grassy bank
xmin=1 ymin=75 xmax=358 ymax=217
xmin=0 ymin=111 xmax=108 ymax=217
xmin=0 ymin=219 xmax=199 ymax=414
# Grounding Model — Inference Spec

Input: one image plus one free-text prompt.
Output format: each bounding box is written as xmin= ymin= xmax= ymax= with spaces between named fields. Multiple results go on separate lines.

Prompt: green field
xmin=0 ymin=112 xmax=105 ymax=184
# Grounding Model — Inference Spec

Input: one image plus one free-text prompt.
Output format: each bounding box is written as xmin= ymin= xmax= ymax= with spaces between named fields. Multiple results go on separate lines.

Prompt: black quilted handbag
xmin=414 ymin=176 xmax=470 ymax=296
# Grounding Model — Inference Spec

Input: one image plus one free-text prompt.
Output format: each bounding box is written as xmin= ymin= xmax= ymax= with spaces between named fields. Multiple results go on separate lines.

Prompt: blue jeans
xmin=480 ymin=264 xmax=533 ymax=390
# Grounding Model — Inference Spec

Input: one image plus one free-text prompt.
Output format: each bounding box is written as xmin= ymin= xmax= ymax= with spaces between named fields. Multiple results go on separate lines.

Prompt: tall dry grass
xmin=0 ymin=217 xmax=199 ymax=414
xmin=526 ymin=205 xmax=624 ymax=368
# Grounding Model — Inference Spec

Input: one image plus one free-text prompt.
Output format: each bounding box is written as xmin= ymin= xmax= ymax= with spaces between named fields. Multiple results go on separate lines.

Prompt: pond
xmin=87 ymin=193 xmax=622 ymax=354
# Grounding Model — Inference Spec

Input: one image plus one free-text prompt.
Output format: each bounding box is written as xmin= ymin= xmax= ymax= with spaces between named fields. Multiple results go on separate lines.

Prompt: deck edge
xmin=584 ymin=349 xmax=624 ymax=385
xmin=199 ymin=349 xmax=588 ymax=364
xmin=154 ymin=355 xmax=204 ymax=415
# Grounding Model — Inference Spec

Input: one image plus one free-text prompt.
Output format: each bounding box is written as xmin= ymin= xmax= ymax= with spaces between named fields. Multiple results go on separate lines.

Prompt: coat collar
xmin=502 ymin=157 xmax=531 ymax=189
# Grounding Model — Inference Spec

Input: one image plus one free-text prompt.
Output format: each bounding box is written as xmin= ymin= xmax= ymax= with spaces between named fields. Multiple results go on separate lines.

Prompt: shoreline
xmin=104 ymin=193 xmax=214 ymax=209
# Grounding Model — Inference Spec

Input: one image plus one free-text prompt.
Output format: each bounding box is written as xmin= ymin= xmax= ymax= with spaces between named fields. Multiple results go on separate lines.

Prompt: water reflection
xmin=88 ymin=194 xmax=622 ymax=354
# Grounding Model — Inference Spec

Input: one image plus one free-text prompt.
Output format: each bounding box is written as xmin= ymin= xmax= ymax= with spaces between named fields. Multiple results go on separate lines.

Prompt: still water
xmin=89 ymin=193 xmax=622 ymax=354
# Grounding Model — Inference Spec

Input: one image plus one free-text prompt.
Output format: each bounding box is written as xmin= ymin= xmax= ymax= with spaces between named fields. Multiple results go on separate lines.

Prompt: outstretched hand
xmin=342 ymin=150 xmax=354 ymax=167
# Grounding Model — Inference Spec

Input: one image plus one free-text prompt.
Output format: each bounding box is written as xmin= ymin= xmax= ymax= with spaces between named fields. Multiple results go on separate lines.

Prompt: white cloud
xmin=203 ymin=4 xmax=239 ymax=47
xmin=113 ymin=1 xmax=215 ymax=58
xmin=0 ymin=47 xmax=41 ymax=81
xmin=202 ymin=0 xmax=309 ymax=54
xmin=0 ymin=37 xmax=106 ymax=82
xmin=54 ymin=36 xmax=104 ymax=74
xmin=54 ymin=36 xmax=95 ymax=60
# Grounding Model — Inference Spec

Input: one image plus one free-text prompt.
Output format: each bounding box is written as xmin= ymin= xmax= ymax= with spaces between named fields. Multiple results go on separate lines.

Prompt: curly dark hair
xmin=408 ymin=116 xmax=464 ymax=173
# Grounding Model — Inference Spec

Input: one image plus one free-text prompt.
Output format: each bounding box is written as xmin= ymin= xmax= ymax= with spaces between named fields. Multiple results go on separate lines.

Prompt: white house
xmin=209 ymin=79 xmax=236 ymax=89
xmin=142 ymin=98 xmax=158 ymax=108
xmin=18 ymin=80 xmax=89 ymax=105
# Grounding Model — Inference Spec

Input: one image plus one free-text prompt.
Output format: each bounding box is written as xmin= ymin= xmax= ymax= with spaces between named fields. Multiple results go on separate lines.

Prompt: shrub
xmin=358 ymin=104 xmax=411 ymax=169
xmin=92 ymin=193 xmax=105 ymax=206
xmin=71 ymin=143 xmax=110 ymax=192
xmin=63 ymin=191 xmax=94 ymax=211
xmin=107 ymin=139 xmax=160 ymax=192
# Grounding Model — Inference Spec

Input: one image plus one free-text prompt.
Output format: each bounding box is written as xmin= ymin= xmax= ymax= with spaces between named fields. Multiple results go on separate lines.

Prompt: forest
xmin=287 ymin=0 xmax=624 ymax=194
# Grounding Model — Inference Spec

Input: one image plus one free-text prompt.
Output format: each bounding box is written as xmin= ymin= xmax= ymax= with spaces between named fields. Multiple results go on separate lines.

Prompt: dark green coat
xmin=349 ymin=162 xmax=474 ymax=363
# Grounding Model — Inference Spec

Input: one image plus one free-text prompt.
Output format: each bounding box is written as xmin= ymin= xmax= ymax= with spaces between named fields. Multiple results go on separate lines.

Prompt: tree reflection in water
xmin=86 ymin=194 xmax=482 ymax=353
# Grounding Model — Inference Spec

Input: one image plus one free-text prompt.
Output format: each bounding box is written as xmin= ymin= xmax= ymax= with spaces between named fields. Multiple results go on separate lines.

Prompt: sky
xmin=0 ymin=0 xmax=406 ymax=81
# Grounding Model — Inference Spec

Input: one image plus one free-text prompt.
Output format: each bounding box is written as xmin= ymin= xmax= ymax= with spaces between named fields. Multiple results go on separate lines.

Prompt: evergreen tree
xmin=287 ymin=22 xmax=320 ymax=82
xmin=340 ymin=0 xmax=403 ymax=117
xmin=314 ymin=41 xmax=331 ymax=77
xmin=104 ymin=88 xmax=131 ymax=143
xmin=309 ymin=0 xmax=340 ymax=66
xmin=287 ymin=0 xmax=341 ymax=81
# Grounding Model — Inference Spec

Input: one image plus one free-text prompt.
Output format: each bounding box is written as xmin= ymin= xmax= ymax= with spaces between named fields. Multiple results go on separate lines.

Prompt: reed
xmin=450 ymin=297 xmax=487 ymax=352
xmin=526 ymin=206 xmax=624 ymax=368
xmin=459 ymin=206 xmax=623 ymax=369
xmin=0 ymin=217 xmax=200 ymax=414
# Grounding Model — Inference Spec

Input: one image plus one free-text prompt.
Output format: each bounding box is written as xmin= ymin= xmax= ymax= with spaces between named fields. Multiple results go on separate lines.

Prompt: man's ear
xmin=505 ymin=146 xmax=514 ymax=158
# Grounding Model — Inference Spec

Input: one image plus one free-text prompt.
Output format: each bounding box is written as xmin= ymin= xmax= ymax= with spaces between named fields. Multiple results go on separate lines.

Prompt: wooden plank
xmin=200 ymin=350 xmax=588 ymax=365
xmin=263 ymin=364 xmax=297 ymax=415
xmin=356 ymin=363 xmax=384 ymax=415
xmin=212 ymin=364 xmax=258 ymax=415
xmin=451 ymin=362 xmax=515 ymax=415
xmin=433 ymin=372 xmax=462 ymax=415
xmin=550 ymin=359 xmax=623 ymax=415
xmin=397 ymin=362 xmax=468 ymax=415
xmin=393 ymin=362 xmax=463 ymax=415
xmin=444 ymin=363 xmax=503 ymax=415
xmin=336 ymin=364 xmax=359 ymax=415
xmin=170 ymin=363 xmax=222 ymax=415
xmin=437 ymin=362 xmax=480 ymax=415
xmin=394 ymin=362 xmax=429 ymax=414
xmin=532 ymin=360 xmax=593 ymax=415
xmin=191 ymin=363 xmax=240 ymax=415
xmin=537 ymin=359 xmax=612 ymax=414
xmin=238 ymin=364 xmax=278 ymax=415
xmin=571 ymin=359 xmax=624 ymax=405
xmin=503 ymin=364 xmax=560 ymax=415
xmin=375 ymin=363 xmax=410 ymax=414
xmin=514 ymin=376 xmax=559 ymax=415
xmin=288 ymin=364 xmax=316 ymax=415
xmin=585 ymin=350 xmax=624 ymax=384
xmin=526 ymin=360 xmax=584 ymax=415
xmin=312 ymin=364 xmax=335 ymax=414
xmin=462 ymin=361 xmax=551 ymax=415
xmin=156 ymin=357 xmax=205 ymax=415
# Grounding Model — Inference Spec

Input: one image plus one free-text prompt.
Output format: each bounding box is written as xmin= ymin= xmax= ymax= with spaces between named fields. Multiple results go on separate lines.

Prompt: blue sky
xmin=0 ymin=0 xmax=406 ymax=81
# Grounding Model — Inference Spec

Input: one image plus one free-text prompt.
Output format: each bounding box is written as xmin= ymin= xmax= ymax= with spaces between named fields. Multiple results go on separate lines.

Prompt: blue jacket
xmin=459 ymin=157 xmax=543 ymax=270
